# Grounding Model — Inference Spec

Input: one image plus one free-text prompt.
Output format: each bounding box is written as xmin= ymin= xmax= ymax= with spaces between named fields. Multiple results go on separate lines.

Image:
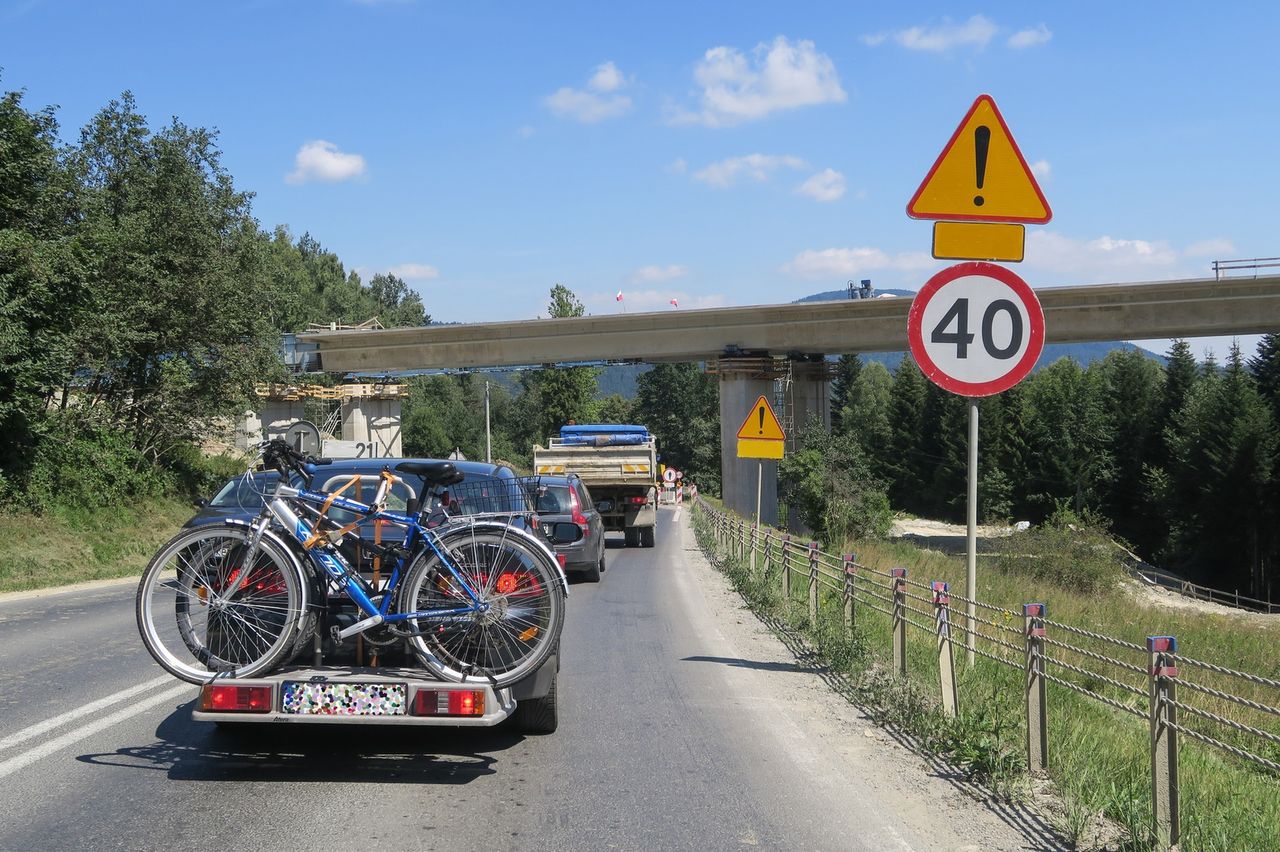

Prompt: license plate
xmin=281 ymin=682 xmax=408 ymax=716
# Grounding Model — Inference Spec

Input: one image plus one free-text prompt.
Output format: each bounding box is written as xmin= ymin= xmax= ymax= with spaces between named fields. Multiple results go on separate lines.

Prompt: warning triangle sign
xmin=736 ymin=395 xmax=785 ymax=441
xmin=907 ymin=94 xmax=1051 ymax=224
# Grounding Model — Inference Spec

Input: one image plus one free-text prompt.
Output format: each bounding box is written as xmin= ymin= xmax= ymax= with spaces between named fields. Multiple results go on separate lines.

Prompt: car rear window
xmin=209 ymin=472 xmax=280 ymax=509
xmin=534 ymin=484 xmax=573 ymax=514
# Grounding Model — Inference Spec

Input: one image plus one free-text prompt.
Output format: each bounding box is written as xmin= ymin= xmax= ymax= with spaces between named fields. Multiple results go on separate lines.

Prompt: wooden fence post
xmin=842 ymin=554 xmax=856 ymax=636
xmin=782 ymin=535 xmax=793 ymax=601
xmin=1148 ymin=635 xmax=1181 ymax=850
xmin=1023 ymin=603 xmax=1048 ymax=773
xmin=891 ymin=568 xmax=907 ymax=677
xmin=808 ymin=542 xmax=819 ymax=625
xmin=933 ymin=581 xmax=958 ymax=717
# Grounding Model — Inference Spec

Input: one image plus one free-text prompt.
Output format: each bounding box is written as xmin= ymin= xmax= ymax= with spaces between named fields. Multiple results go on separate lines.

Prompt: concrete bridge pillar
xmin=341 ymin=397 xmax=403 ymax=457
xmin=716 ymin=358 xmax=780 ymax=527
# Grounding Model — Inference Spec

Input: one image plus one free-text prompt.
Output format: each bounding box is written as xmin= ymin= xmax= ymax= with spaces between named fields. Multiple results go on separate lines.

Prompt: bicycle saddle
xmin=395 ymin=460 xmax=465 ymax=486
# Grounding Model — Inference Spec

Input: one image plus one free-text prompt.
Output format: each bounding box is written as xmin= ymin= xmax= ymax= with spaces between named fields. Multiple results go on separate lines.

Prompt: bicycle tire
xmin=136 ymin=524 xmax=309 ymax=684
xmin=399 ymin=523 xmax=565 ymax=688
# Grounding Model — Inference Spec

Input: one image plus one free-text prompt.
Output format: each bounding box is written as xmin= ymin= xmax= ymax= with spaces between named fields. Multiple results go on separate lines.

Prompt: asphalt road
xmin=0 ymin=507 xmax=1043 ymax=852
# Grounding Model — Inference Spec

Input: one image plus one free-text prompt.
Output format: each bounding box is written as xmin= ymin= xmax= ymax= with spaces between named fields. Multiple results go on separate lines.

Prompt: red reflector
xmin=411 ymin=690 xmax=486 ymax=717
xmin=629 ymin=496 xmax=648 ymax=504
xmin=199 ymin=684 xmax=272 ymax=713
xmin=556 ymin=553 xmax=567 ymax=568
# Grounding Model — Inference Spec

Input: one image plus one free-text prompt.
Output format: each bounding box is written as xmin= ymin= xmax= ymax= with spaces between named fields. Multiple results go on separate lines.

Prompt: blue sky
xmin=2 ymin=1 xmax=1276 ymax=357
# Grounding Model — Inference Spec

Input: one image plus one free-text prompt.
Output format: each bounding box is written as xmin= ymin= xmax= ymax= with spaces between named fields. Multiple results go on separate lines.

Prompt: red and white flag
xmin=615 ymin=290 xmax=624 ymax=302
xmin=669 ymin=298 xmax=679 ymax=307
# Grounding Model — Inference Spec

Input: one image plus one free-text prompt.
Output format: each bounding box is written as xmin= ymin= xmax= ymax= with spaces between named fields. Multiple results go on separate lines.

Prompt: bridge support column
xmin=716 ymin=359 xmax=780 ymax=527
xmin=243 ymin=400 xmax=305 ymax=447
xmin=784 ymin=357 xmax=832 ymax=534
xmin=341 ymin=397 xmax=404 ymax=457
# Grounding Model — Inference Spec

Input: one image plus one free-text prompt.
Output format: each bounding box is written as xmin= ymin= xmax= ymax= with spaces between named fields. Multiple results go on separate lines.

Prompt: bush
xmin=23 ymin=416 xmax=165 ymax=512
xmin=779 ymin=416 xmax=892 ymax=545
xmin=992 ymin=503 xmax=1124 ymax=594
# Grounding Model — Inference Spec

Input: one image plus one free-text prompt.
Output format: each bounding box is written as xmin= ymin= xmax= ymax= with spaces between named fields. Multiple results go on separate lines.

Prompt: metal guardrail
xmin=694 ymin=499 xmax=1280 ymax=852
xmin=1133 ymin=566 xmax=1279 ymax=614
xmin=1212 ymin=256 xmax=1280 ymax=279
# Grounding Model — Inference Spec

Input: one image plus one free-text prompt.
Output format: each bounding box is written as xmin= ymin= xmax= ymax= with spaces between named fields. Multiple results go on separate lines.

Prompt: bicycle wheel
xmin=399 ymin=523 xmax=565 ymax=688
xmin=136 ymin=524 xmax=309 ymax=684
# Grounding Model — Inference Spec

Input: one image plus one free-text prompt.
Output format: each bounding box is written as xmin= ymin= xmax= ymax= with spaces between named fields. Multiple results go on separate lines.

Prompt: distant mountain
xmin=794 ymin=289 xmax=1169 ymax=367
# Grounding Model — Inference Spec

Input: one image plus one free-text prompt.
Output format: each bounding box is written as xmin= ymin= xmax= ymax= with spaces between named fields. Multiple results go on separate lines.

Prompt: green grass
xmin=693 ymin=500 xmax=1280 ymax=851
xmin=0 ymin=497 xmax=194 ymax=593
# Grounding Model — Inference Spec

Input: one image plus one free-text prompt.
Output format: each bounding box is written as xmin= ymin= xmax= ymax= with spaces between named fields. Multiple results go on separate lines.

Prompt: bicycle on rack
xmin=136 ymin=439 xmax=567 ymax=688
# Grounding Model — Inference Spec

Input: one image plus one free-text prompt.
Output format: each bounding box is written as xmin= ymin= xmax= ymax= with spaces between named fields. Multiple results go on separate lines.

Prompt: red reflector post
xmin=199 ymin=684 xmax=272 ymax=713
xmin=411 ymin=690 xmax=486 ymax=717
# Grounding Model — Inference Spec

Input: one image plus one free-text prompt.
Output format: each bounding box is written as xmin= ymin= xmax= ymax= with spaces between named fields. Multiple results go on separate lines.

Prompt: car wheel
xmin=598 ymin=553 xmax=606 ymax=573
xmin=579 ymin=557 xmax=601 ymax=583
xmin=512 ymin=672 xmax=558 ymax=735
xmin=640 ymin=526 xmax=655 ymax=548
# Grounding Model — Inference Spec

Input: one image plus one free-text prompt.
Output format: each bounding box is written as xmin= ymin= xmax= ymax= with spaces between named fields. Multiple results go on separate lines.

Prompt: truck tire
xmin=624 ymin=528 xmax=640 ymax=547
xmin=513 ymin=672 xmax=558 ymax=734
xmin=640 ymin=526 xmax=655 ymax=548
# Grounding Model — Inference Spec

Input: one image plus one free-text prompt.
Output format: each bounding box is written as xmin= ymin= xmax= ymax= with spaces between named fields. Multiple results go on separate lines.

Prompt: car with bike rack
xmin=137 ymin=441 xmax=573 ymax=734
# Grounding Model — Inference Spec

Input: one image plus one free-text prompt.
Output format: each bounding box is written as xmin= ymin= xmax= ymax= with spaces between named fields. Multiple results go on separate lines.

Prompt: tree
xmin=510 ymin=285 xmax=599 ymax=445
xmin=779 ymin=415 xmax=891 ymax=545
xmin=1021 ymin=358 xmax=1113 ymax=518
xmin=841 ymin=361 xmax=893 ymax=457
xmin=884 ymin=357 xmax=928 ymax=513
xmin=829 ymin=354 xmax=862 ymax=433
xmin=1096 ymin=349 xmax=1162 ymax=548
xmin=633 ymin=362 xmax=720 ymax=493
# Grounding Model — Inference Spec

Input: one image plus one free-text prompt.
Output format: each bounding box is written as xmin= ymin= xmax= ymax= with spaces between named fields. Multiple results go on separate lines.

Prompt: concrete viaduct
xmin=299 ymin=274 xmax=1280 ymax=524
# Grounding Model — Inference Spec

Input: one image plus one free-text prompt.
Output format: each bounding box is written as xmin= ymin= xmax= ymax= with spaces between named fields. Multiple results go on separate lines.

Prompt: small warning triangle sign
xmin=907 ymin=94 xmax=1051 ymax=224
xmin=736 ymin=395 xmax=785 ymax=441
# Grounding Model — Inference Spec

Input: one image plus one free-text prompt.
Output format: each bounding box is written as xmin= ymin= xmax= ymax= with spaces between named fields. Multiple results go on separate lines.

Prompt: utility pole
xmin=484 ymin=381 xmax=492 ymax=464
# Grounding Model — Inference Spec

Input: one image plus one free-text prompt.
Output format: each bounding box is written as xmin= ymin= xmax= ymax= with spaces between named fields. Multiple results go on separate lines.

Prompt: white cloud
xmin=629 ymin=265 xmax=689 ymax=285
xmin=517 ymin=125 xmax=536 ymax=139
xmin=1023 ymin=232 xmax=1181 ymax=283
xmin=386 ymin=263 xmax=440 ymax=280
xmin=670 ymin=36 xmax=846 ymax=127
xmin=666 ymin=157 xmax=688 ymax=174
xmin=782 ymin=247 xmax=935 ymax=278
xmin=1184 ymin=238 xmax=1237 ymax=258
xmin=588 ymin=61 xmax=625 ymax=93
xmin=867 ymin=15 xmax=998 ymax=52
xmin=795 ymin=168 xmax=846 ymax=202
xmin=543 ymin=61 xmax=633 ymax=123
xmin=693 ymin=153 xmax=806 ymax=188
xmin=285 ymin=140 xmax=367 ymax=184
xmin=1008 ymin=24 xmax=1053 ymax=49
xmin=1030 ymin=159 xmax=1051 ymax=180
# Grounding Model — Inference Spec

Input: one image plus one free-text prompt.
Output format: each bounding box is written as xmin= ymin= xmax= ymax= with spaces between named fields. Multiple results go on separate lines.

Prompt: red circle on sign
xmin=907 ymin=262 xmax=1044 ymax=397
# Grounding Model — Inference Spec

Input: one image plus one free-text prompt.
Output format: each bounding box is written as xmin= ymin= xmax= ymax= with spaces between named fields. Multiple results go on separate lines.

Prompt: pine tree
xmin=829 ymin=354 xmax=862 ymax=434
xmin=884 ymin=357 xmax=927 ymax=513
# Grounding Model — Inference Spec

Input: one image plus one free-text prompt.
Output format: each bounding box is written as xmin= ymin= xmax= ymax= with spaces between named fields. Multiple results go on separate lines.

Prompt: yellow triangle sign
xmin=736 ymin=395 xmax=785 ymax=441
xmin=907 ymin=94 xmax=1051 ymax=224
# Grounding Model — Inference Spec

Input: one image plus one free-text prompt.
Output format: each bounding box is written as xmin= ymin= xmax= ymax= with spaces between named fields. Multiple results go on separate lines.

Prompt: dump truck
xmin=533 ymin=424 xmax=658 ymax=547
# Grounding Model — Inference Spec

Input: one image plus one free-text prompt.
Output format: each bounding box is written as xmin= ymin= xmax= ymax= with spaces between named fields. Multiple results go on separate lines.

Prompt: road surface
xmin=0 ymin=507 xmax=1055 ymax=851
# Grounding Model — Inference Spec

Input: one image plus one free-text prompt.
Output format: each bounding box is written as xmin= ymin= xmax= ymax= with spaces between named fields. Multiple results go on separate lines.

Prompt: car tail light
xmin=569 ymin=488 xmax=589 ymax=530
xmin=412 ymin=690 xmax=486 ymax=717
xmin=556 ymin=553 xmax=567 ymax=568
xmin=629 ymin=495 xmax=649 ymax=505
xmin=199 ymin=684 xmax=272 ymax=713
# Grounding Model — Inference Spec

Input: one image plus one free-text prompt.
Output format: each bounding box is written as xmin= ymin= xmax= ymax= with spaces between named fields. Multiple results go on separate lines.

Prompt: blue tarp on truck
xmin=558 ymin=425 xmax=651 ymax=447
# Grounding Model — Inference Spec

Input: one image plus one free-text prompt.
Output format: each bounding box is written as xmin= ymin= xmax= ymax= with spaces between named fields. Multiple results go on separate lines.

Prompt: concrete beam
xmin=300 ymin=275 xmax=1280 ymax=373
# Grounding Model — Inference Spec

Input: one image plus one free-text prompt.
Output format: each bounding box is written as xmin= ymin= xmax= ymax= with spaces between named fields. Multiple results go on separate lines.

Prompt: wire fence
xmin=695 ymin=499 xmax=1280 ymax=851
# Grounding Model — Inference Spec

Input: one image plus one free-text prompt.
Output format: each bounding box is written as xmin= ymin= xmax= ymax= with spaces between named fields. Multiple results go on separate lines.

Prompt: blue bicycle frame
xmin=260 ymin=478 xmax=492 ymax=636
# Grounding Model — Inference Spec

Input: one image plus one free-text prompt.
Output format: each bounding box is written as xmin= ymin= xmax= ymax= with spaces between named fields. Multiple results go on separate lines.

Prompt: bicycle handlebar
xmin=259 ymin=438 xmax=332 ymax=485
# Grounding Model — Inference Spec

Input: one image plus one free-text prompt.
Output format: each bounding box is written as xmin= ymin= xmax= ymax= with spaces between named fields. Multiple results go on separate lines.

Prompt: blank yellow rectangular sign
xmin=932 ymin=221 xmax=1025 ymax=262
xmin=737 ymin=438 xmax=784 ymax=459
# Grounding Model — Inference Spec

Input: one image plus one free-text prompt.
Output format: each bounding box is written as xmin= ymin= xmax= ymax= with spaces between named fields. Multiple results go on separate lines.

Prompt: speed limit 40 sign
xmin=907 ymin=262 xmax=1045 ymax=397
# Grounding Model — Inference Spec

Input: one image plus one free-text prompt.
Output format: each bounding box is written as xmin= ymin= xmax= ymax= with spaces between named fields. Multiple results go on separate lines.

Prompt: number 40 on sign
xmin=907 ymin=262 xmax=1045 ymax=397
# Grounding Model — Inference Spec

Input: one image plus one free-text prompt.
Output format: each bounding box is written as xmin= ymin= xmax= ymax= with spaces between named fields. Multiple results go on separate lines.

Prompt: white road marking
xmin=0 ymin=682 xmax=191 ymax=780
xmin=0 ymin=674 xmax=176 ymax=752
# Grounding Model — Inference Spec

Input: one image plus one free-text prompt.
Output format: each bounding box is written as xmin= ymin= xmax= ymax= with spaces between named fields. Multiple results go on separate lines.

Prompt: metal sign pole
xmin=755 ymin=459 xmax=763 ymax=527
xmin=966 ymin=399 xmax=979 ymax=668
xmin=484 ymin=381 xmax=492 ymax=464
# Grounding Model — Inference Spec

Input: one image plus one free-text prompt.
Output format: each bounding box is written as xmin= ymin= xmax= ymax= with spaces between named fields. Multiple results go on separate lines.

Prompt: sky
xmin=2 ymin=1 xmax=1276 ymax=359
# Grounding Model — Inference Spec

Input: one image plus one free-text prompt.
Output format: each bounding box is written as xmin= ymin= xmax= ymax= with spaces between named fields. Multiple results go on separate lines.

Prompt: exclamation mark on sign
xmin=973 ymin=125 xmax=991 ymax=207
xmin=758 ymin=406 xmax=765 ymax=434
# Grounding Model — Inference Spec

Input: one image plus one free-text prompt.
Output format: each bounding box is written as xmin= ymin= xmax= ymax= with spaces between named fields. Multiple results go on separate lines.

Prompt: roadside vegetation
xmin=694 ymin=500 xmax=1280 ymax=851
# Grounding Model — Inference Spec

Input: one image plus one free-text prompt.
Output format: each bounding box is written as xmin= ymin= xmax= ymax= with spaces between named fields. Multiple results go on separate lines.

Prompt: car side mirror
xmin=549 ymin=522 xmax=583 ymax=544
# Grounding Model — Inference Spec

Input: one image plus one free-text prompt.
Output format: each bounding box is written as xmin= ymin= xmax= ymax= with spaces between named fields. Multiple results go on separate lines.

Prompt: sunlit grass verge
xmin=0 ymin=497 xmax=193 ymax=593
xmin=693 ymin=500 xmax=1280 ymax=851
